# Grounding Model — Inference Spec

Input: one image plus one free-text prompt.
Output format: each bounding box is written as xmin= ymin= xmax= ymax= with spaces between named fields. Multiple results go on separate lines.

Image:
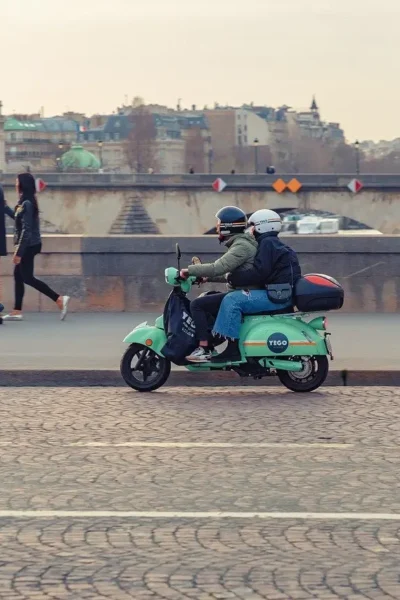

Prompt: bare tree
xmin=124 ymin=107 xmax=158 ymax=173
xmin=329 ymin=142 xmax=359 ymax=173
xmin=211 ymin=145 xmax=236 ymax=173
xmin=277 ymin=129 xmax=333 ymax=173
xmin=184 ymin=127 xmax=206 ymax=173
xmin=360 ymin=151 xmax=400 ymax=174
xmin=234 ymin=145 xmax=273 ymax=173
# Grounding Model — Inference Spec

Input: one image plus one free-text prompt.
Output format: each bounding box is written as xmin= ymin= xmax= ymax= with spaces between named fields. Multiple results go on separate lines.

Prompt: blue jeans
xmin=213 ymin=289 xmax=292 ymax=340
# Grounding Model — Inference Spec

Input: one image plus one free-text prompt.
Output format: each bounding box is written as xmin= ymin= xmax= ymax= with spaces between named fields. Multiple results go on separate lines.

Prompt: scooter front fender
xmin=123 ymin=324 xmax=167 ymax=357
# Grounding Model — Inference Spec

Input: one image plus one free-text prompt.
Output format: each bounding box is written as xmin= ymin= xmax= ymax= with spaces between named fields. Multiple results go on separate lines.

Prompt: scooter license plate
xmin=325 ymin=334 xmax=333 ymax=358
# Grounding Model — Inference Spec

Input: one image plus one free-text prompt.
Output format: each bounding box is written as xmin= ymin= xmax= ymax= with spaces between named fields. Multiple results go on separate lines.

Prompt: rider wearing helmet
xmin=210 ymin=209 xmax=302 ymax=363
xmin=180 ymin=206 xmax=258 ymax=362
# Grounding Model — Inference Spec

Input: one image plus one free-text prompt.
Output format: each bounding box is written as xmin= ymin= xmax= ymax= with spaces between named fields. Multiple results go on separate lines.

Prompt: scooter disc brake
xmin=288 ymin=356 xmax=313 ymax=380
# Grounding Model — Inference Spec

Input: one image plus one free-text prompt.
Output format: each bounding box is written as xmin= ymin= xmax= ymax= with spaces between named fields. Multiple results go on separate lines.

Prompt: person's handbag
xmin=265 ymin=283 xmax=292 ymax=304
xmin=265 ymin=258 xmax=294 ymax=305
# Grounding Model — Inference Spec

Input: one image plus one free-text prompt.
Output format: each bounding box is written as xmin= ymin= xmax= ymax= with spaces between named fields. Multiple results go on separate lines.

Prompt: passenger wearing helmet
xmin=179 ymin=206 xmax=258 ymax=362
xmin=210 ymin=209 xmax=301 ymax=363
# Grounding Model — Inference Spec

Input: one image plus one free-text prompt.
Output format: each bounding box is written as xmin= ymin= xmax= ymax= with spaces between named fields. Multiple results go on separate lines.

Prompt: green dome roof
xmin=60 ymin=145 xmax=101 ymax=171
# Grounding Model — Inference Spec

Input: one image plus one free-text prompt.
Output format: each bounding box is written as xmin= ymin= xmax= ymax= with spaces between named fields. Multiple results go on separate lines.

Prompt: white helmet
xmin=248 ymin=209 xmax=282 ymax=234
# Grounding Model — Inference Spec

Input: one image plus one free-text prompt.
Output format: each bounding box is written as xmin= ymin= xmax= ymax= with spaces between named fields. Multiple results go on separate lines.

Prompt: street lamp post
xmin=208 ymin=148 xmax=213 ymax=174
xmin=57 ymin=142 xmax=64 ymax=172
xmin=355 ymin=140 xmax=360 ymax=176
xmin=253 ymin=138 xmax=259 ymax=174
xmin=97 ymin=140 xmax=103 ymax=171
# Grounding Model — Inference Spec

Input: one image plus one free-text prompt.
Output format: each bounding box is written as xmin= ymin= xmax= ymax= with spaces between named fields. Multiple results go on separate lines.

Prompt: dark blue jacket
xmin=0 ymin=185 xmax=14 ymax=257
xmin=228 ymin=232 xmax=301 ymax=288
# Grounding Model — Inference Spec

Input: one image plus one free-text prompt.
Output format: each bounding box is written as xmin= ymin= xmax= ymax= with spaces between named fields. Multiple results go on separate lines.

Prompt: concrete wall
xmin=2 ymin=173 xmax=400 ymax=233
xmin=1 ymin=235 xmax=399 ymax=313
xmin=2 ymin=185 xmax=400 ymax=235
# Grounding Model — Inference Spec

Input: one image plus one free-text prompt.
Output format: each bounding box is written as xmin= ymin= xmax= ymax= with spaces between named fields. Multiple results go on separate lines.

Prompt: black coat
xmin=228 ymin=231 xmax=302 ymax=287
xmin=0 ymin=185 xmax=15 ymax=257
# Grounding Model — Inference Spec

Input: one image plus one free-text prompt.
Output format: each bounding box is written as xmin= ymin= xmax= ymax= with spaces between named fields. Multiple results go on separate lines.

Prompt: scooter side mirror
xmin=175 ymin=243 xmax=182 ymax=271
xmin=191 ymin=256 xmax=202 ymax=265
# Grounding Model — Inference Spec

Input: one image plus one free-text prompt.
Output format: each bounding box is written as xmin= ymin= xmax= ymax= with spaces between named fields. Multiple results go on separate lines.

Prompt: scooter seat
xmin=245 ymin=307 xmax=295 ymax=317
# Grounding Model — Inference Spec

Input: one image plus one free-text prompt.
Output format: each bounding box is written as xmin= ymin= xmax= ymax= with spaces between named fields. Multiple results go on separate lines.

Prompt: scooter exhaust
xmin=261 ymin=359 xmax=304 ymax=372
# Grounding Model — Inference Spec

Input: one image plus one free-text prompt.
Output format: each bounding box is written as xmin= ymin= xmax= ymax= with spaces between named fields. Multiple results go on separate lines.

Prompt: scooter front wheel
xmin=120 ymin=343 xmax=171 ymax=392
xmin=277 ymin=355 xmax=329 ymax=393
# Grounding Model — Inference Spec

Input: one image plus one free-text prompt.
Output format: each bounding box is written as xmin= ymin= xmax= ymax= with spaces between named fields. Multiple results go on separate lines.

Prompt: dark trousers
xmin=190 ymin=292 xmax=227 ymax=342
xmin=14 ymin=243 xmax=59 ymax=310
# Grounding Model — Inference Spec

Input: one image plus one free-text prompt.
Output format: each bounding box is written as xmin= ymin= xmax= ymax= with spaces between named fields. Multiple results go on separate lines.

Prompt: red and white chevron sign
xmin=347 ymin=178 xmax=363 ymax=193
xmin=212 ymin=178 xmax=227 ymax=193
xmin=35 ymin=178 xmax=47 ymax=193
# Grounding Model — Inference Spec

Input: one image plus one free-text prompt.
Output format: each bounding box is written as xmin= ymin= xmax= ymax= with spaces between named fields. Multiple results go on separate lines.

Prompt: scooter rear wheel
xmin=121 ymin=343 xmax=171 ymax=392
xmin=277 ymin=355 xmax=329 ymax=393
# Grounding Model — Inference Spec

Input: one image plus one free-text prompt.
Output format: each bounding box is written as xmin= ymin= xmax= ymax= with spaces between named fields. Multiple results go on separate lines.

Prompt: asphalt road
xmin=0 ymin=385 xmax=400 ymax=599
xmin=1 ymin=312 xmax=400 ymax=371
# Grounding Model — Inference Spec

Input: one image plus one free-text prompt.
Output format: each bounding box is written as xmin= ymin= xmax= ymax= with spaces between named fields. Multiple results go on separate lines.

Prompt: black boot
xmin=211 ymin=339 xmax=241 ymax=363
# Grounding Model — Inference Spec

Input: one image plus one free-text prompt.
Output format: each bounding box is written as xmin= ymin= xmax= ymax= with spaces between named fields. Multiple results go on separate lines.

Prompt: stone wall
xmin=2 ymin=174 xmax=400 ymax=234
xmin=1 ymin=186 xmax=400 ymax=235
xmin=1 ymin=235 xmax=399 ymax=313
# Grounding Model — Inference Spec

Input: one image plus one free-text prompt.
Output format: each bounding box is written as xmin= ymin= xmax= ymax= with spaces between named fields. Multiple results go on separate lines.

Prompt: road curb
xmin=0 ymin=370 xmax=399 ymax=387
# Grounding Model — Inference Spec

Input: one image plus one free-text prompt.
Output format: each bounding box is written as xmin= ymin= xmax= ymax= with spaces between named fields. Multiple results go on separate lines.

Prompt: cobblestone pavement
xmin=0 ymin=386 xmax=400 ymax=599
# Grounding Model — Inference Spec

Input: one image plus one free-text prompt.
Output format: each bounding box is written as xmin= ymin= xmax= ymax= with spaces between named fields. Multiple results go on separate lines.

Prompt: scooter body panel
xmin=123 ymin=322 xmax=167 ymax=356
xmin=241 ymin=314 xmax=327 ymax=358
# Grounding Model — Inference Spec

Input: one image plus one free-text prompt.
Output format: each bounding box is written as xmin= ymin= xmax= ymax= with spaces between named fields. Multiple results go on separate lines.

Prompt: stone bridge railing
xmin=3 ymin=173 xmax=400 ymax=190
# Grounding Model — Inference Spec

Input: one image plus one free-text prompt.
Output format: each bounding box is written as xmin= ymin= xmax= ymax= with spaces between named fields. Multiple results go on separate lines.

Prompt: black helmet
xmin=215 ymin=206 xmax=247 ymax=241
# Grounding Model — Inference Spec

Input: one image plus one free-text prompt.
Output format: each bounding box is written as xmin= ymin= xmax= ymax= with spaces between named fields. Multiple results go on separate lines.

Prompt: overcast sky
xmin=1 ymin=0 xmax=398 ymax=141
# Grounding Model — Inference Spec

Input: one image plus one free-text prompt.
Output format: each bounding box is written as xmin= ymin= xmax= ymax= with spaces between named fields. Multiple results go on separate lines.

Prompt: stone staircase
xmin=110 ymin=195 xmax=159 ymax=234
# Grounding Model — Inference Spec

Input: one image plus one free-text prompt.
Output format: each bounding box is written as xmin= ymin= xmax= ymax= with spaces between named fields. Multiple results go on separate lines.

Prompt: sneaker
xmin=60 ymin=296 xmax=70 ymax=321
xmin=186 ymin=347 xmax=212 ymax=362
xmin=2 ymin=313 xmax=24 ymax=321
xmin=211 ymin=340 xmax=241 ymax=363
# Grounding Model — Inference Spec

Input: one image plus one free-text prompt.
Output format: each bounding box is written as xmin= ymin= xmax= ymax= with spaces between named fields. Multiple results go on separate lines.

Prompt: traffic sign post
xmin=272 ymin=179 xmax=287 ymax=194
xmin=347 ymin=179 xmax=363 ymax=193
xmin=212 ymin=178 xmax=227 ymax=193
xmin=35 ymin=178 xmax=47 ymax=193
xmin=272 ymin=178 xmax=302 ymax=194
xmin=287 ymin=178 xmax=302 ymax=193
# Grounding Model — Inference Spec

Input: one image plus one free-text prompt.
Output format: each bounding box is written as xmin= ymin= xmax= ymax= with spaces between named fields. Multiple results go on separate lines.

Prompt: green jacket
xmin=187 ymin=233 xmax=258 ymax=289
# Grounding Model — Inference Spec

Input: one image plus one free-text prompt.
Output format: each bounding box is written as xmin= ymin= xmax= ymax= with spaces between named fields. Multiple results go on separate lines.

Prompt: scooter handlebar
xmin=165 ymin=267 xmax=202 ymax=290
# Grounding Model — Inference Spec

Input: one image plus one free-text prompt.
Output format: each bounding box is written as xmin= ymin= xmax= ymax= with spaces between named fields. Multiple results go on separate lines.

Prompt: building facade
xmin=292 ymin=98 xmax=345 ymax=144
xmin=79 ymin=111 xmax=192 ymax=173
xmin=0 ymin=98 xmax=346 ymax=174
xmin=0 ymin=101 xmax=5 ymax=173
xmin=4 ymin=116 xmax=79 ymax=171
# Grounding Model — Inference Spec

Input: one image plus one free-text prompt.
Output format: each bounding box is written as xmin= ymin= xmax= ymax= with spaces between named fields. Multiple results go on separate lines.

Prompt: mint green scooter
xmin=121 ymin=245 xmax=340 ymax=393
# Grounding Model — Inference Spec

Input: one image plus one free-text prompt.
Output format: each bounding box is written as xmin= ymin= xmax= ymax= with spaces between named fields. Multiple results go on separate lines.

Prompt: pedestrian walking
xmin=2 ymin=172 xmax=70 ymax=322
xmin=0 ymin=182 xmax=14 ymax=315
